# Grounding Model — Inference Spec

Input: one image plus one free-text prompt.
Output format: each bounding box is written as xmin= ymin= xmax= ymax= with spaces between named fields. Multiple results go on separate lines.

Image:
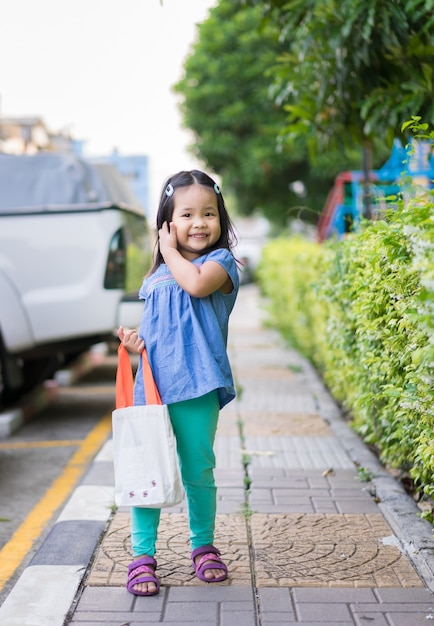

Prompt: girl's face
xmin=170 ymin=184 xmax=221 ymax=260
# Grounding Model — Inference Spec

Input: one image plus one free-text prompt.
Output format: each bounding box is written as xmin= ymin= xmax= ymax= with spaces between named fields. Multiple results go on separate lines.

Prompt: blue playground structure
xmin=317 ymin=139 xmax=434 ymax=242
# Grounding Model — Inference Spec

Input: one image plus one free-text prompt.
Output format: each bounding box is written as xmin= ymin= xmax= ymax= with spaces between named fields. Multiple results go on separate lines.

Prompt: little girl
xmin=119 ymin=169 xmax=239 ymax=596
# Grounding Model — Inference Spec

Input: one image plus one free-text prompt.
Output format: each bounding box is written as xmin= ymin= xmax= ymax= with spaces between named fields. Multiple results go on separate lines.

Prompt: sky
xmin=0 ymin=0 xmax=217 ymax=212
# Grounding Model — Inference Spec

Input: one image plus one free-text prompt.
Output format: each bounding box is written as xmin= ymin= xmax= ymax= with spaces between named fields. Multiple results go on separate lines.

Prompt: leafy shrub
xmin=257 ymin=174 xmax=434 ymax=500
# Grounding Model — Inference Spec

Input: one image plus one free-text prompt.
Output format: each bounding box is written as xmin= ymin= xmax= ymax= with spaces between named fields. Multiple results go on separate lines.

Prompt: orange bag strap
xmin=141 ymin=348 xmax=162 ymax=405
xmin=116 ymin=344 xmax=162 ymax=408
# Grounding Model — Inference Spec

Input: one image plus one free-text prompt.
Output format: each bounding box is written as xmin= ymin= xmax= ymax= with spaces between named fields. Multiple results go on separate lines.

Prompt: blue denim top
xmin=133 ymin=248 xmax=239 ymax=409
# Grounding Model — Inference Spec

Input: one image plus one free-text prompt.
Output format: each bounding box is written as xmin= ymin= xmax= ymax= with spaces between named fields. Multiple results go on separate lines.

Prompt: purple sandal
xmin=127 ymin=556 xmax=160 ymax=596
xmin=192 ymin=545 xmax=228 ymax=583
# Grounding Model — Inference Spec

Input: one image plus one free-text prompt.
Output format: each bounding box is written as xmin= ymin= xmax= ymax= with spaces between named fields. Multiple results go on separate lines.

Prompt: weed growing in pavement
xmin=235 ymin=382 xmax=244 ymax=400
xmin=287 ymin=363 xmax=303 ymax=373
xmin=356 ymin=465 xmax=375 ymax=482
xmin=238 ymin=501 xmax=255 ymax=519
xmin=237 ymin=418 xmax=245 ymax=443
xmin=242 ymin=452 xmax=252 ymax=467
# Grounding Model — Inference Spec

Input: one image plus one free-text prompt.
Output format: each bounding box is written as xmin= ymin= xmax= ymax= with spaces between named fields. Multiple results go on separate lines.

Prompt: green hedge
xmin=257 ymin=186 xmax=434 ymax=503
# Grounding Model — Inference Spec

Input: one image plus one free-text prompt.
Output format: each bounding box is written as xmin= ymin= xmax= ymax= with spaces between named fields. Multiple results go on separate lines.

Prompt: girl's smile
xmin=171 ymin=184 xmax=221 ymax=260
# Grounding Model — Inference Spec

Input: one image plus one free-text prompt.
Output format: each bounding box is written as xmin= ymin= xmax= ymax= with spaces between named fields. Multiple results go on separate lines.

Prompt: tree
xmin=174 ymin=0 xmax=367 ymax=225
xmin=237 ymin=0 xmax=434 ymax=217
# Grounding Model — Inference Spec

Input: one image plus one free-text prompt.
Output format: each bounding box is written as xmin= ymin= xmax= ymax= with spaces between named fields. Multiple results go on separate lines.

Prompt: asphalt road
xmin=0 ymin=352 xmax=119 ymax=605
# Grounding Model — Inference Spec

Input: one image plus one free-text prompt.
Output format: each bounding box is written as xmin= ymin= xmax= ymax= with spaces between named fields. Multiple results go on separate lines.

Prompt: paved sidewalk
xmin=1 ymin=284 xmax=433 ymax=625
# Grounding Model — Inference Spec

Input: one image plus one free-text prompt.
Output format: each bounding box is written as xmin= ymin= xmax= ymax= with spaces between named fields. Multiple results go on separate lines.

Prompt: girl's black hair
xmin=148 ymin=170 xmax=238 ymax=275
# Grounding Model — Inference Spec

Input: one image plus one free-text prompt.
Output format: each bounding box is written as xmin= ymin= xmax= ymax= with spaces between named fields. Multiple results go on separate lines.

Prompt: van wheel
xmin=0 ymin=347 xmax=24 ymax=405
xmin=22 ymin=357 xmax=59 ymax=393
xmin=0 ymin=347 xmax=59 ymax=406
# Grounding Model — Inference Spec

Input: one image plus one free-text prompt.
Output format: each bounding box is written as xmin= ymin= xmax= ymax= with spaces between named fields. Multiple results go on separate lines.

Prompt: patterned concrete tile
xmin=86 ymin=512 xmax=251 ymax=588
xmin=251 ymin=513 xmax=423 ymax=588
xmin=241 ymin=411 xmax=332 ymax=437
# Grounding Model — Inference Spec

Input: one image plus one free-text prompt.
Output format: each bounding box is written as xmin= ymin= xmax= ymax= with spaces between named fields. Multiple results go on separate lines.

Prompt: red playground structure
xmin=317 ymin=140 xmax=434 ymax=242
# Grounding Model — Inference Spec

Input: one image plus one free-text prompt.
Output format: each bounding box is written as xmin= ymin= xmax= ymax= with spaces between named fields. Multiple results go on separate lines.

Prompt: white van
xmin=0 ymin=152 xmax=150 ymax=403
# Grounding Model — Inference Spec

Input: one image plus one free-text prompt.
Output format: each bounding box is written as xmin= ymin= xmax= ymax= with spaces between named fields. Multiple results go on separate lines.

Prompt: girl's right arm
xmin=118 ymin=326 xmax=145 ymax=354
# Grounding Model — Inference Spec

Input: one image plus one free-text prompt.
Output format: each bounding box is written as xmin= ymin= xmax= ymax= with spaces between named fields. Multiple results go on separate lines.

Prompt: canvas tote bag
xmin=112 ymin=344 xmax=184 ymax=507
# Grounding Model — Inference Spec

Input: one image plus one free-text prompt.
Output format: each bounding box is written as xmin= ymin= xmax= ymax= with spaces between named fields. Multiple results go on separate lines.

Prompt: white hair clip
xmin=214 ymin=183 xmax=221 ymax=195
xmin=165 ymin=183 xmax=174 ymax=197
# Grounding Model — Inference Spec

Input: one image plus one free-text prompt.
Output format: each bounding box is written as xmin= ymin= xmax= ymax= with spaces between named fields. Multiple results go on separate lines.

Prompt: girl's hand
xmin=118 ymin=326 xmax=144 ymax=354
xmin=158 ymin=221 xmax=178 ymax=261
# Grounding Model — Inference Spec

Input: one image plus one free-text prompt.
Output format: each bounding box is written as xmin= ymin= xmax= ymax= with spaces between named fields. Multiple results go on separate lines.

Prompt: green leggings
xmin=131 ymin=390 xmax=220 ymax=557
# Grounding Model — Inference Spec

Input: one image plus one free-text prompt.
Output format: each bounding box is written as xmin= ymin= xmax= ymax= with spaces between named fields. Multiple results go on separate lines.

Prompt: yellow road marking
xmin=0 ymin=440 xmax=83 ymax=450
xmin=0 ymin=412 xmax=112 ymax=591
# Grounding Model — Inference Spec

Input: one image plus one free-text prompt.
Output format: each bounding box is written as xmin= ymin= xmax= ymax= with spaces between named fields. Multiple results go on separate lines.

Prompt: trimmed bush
xmin=257 ymin=184 xmax=434 ymax=502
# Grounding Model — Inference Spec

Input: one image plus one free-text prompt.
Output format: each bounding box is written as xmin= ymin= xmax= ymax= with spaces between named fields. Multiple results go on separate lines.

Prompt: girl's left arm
xmin=159 ymin=222 xmax=232 ymax=297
